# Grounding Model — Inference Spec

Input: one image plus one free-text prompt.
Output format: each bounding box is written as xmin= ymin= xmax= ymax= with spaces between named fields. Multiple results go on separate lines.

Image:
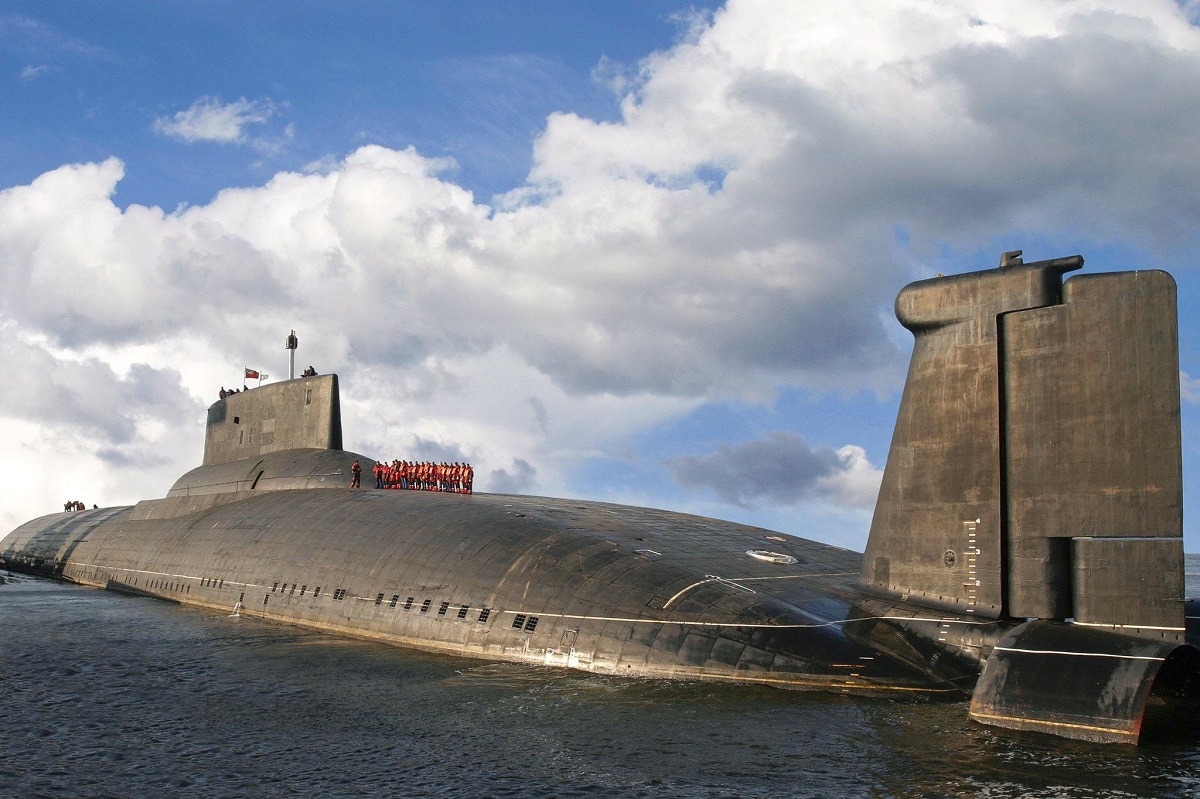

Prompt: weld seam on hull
xmin=505 ymin=609 xmax=1002 ymax=630
xmin=1070 ymin=621 xmax=1185 ymax=632
xmin=993 ymin=645 xmax=1165 ymax=662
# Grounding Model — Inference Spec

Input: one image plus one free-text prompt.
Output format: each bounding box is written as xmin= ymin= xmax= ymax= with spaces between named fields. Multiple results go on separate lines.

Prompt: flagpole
xmin=243 ymin=366 xmax=266 ymax=388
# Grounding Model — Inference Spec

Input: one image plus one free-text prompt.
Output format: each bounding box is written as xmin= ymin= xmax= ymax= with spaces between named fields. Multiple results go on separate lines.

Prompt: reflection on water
xmin=1 ymin=565 xmax=1199 ymax=799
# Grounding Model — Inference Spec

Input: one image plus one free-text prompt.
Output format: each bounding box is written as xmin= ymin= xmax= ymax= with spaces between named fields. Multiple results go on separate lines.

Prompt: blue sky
xmin=2 ymin=1 xmax=1200 ymax=553
xmin=3 ymin=2 xmax=708 ymax=208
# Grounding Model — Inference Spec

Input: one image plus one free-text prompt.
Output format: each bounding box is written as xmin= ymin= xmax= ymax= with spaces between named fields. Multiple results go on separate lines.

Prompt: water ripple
xmin=2 ymin=573 xmax=1199 ymax=799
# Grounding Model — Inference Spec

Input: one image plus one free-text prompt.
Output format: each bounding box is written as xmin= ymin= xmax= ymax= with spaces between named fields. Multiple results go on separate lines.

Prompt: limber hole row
xmin=259 ymin=580 xmax=537 ymax=632
xmin=161 ymin=574 xmax=541 ymax=634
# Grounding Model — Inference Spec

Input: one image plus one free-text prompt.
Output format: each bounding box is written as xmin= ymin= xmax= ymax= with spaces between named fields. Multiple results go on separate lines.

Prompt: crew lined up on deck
xmin=368 ymin=460 xmax=474 ymax=494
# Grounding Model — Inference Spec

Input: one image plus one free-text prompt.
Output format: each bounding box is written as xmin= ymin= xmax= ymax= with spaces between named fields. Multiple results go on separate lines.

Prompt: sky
xmin=2 ymin=0 xmax=1200 ymax=553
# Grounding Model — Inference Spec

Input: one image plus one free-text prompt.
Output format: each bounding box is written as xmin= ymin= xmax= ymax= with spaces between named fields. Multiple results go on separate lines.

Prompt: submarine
xmin=3 ymin=252 xmax=1199 ymax=744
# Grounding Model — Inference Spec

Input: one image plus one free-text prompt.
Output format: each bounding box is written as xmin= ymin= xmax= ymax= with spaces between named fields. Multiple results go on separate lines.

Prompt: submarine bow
xmin=2 ymin=252 xmax=1197 ymax=744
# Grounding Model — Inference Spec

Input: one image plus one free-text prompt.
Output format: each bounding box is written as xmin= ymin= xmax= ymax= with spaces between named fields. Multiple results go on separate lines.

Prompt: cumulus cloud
xmin=490 ymin=458 xmax=538 ymax=494
xmin=1 ymin=0 xmax=1199 ymax=542
xmin=666 ymin=433 xmax=881 ymax=508
xmin=0 ymin=327 xmax=197 ymax=444
xmin=154 ymin=96 xmax=277 ymax=144
xmin=0 ymin=324 xmax=202 ymax=518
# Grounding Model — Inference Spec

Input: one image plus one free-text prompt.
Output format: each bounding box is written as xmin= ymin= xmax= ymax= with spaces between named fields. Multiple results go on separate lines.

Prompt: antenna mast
xmin=285 ymin=330 xmax=298 ymax=380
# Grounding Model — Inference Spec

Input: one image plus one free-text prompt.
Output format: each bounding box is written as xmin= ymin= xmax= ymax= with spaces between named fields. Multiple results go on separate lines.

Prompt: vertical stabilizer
xmin=862 ymin=255 xmax=1183 ymax=632
xmin=203 ymin=374 xmax=343 ymax=466
xmin=1001 ymin=270 xmax=1182 ymax=628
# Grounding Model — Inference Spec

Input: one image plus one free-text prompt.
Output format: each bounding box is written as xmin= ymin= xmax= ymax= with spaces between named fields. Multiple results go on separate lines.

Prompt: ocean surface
xmin=2 ymin=557 xmax=1199 ymax=799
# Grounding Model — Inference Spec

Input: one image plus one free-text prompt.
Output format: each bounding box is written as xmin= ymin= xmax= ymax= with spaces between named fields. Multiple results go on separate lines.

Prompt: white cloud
xmin=154 ymin=96 xmax=277 ymax=144
xmin=3 ymin=0 xmax=1200 ymax=544
xmin=19 ymin=64 xmax=48 ymax=80
xmin=815 ymin=445 xmax=883 ymax=509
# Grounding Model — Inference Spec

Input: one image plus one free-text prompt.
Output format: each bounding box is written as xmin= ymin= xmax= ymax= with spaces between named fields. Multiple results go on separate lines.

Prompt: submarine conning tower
xmin=203 ymin=373 xmax=343 ymax=466
xmin=861 ymin=251 xmax=1197 ymax=742
xmin=166 ymin=373 xmax=371 ymax=502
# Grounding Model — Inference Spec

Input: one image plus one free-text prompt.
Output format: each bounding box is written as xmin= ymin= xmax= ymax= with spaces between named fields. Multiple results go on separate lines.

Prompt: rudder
xmin=863 ymin=254 xmax=1184 ymax=635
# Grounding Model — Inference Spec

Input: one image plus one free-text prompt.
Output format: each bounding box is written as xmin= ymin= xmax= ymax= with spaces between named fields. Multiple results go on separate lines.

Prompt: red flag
xmin=245 ymin=368 xmax=260 ymax=380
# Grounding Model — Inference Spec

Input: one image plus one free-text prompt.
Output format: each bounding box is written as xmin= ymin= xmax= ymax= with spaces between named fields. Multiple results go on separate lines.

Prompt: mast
xmin=285 ymin=330 xmax=298 ymax=380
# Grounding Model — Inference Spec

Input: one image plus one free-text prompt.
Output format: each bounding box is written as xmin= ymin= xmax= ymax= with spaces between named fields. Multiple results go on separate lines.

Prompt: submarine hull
xmin=2 ymin=487 xmax=982 ymax=694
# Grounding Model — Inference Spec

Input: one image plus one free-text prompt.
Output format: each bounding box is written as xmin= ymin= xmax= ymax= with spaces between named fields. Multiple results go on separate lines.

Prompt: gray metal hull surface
xmin=1 ymin=488 xmax=988 ymax=695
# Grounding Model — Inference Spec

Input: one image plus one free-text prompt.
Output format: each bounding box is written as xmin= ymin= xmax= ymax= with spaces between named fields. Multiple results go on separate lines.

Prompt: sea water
xmin=1 ymin=557 xmax=1199 ymax=799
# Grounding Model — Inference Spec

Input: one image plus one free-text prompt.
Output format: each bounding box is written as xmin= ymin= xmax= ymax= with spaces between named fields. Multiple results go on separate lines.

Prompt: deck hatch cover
xmin=746 ymin=549 xmax=797 ymax=565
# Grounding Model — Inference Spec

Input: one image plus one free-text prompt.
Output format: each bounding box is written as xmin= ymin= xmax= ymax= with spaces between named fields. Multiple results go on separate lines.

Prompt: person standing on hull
xmin=350 ymin=459 xmax=361 ymax=488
